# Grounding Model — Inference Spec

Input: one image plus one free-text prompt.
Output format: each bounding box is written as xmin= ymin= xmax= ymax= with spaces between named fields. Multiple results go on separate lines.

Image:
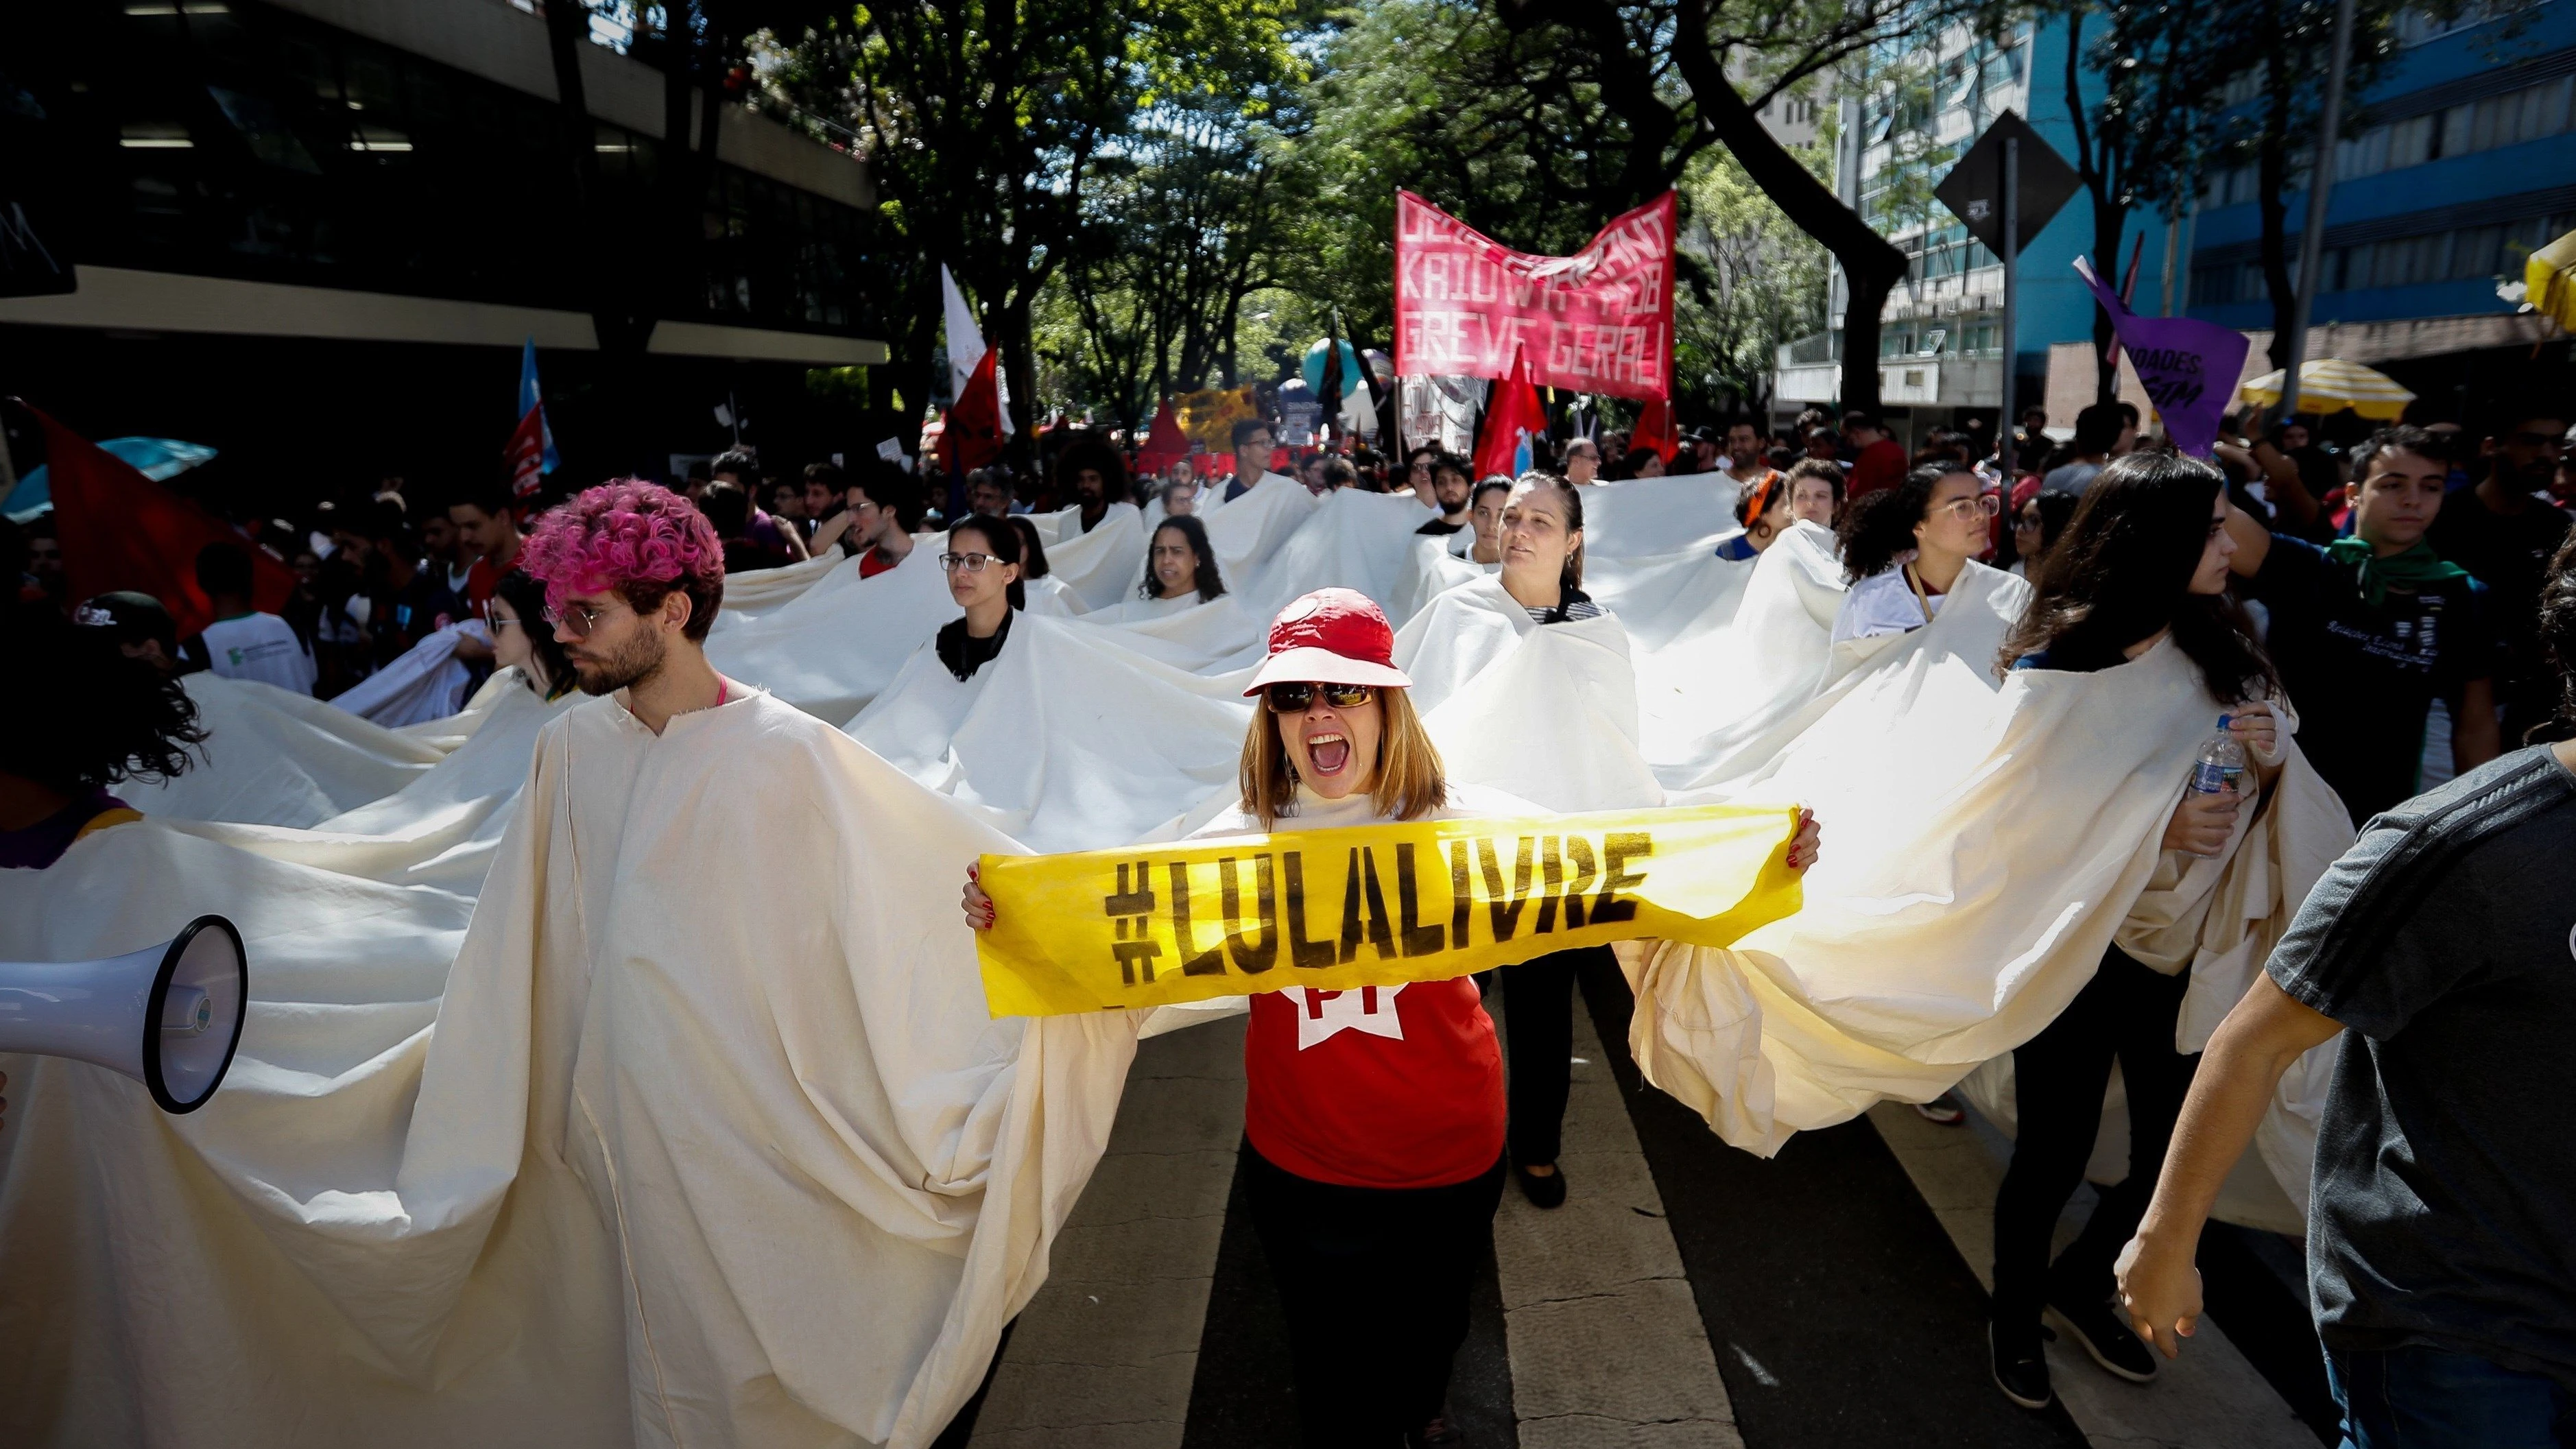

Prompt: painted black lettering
xmin=1169 ymin=862 xmax=1226 ymax=976
xmin=1447 ymin=839 xmax=1474 ymax=948
xmin=1536 ymin=836 xmax=1565 ymax=933
xmin=1220 ymin=854 xmax=1277 ymax=974
xmin=1477 ymin=836 xmax=1536 ymax=941
xmin=1283 ymin=850 xmax=1337 ymax=970
xmin=1394 ymin=843 xmax=1445 ymax=957
xmin=1562 ymin=835 xmax=1598 ymax=930
xmin=1107 ymin=861 xmax=1161 ymax=984
xmin=1591 ymin=833 xmax=1653 ymax=924
xmin=1338 ymin=847 xmax=1398 ymax=963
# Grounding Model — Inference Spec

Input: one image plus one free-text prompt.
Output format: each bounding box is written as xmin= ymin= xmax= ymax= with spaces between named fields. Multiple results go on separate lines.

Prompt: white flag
xmin=940 ymin=264 xmax=1012 ymax=438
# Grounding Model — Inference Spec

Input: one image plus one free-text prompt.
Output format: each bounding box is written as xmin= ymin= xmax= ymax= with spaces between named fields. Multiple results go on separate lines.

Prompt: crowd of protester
xmin=5 ymin=381 xmax=2574 ymax=1444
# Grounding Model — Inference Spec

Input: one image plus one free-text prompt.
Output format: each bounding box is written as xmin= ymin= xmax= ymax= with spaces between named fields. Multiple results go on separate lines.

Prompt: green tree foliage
xmin=1674 ymin=145 xmax=1832 ymax=417
xmin=753 ymin=0 xmax=1303 ymax=441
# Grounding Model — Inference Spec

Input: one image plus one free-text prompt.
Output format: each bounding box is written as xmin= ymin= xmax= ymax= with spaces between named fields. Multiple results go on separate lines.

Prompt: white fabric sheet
xmin=123 ymin=673 xmax=451 ymax=826
xmin=0 ymin=691 xmax=1138 ymax=1449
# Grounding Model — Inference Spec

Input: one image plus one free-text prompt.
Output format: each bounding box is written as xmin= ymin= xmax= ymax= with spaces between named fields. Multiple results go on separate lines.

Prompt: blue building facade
xmin=2186 ymin=1 xmax=2575 ymax=420
xmin=1777 ymin=4 xmax=2571 ymax=437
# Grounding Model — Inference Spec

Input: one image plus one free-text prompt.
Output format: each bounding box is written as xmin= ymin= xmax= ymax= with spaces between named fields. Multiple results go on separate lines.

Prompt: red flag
xmin=1135 ymin=398 xmax=1189 ymax=475
xmin=948 ymin=347 xmax=1007 ymax=472
xmin=504 ymin=406 xmax=549 ymax=501
xmin=1472 ymin=346 xmax=1547 ymax=481
xmin=32 ymin=405 xmax=293 ymax=638
xmin=1629 ymin=395 xmax=1678 ymax=463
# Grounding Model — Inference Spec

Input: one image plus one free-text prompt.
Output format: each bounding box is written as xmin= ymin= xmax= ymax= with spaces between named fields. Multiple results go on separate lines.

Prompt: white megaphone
xmin=0 ymin=915 xmax=247 ymax=1114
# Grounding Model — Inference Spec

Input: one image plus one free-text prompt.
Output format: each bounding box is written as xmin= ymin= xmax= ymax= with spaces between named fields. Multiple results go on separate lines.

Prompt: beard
xmin=571 ymin=627 xmax=667 ymax=697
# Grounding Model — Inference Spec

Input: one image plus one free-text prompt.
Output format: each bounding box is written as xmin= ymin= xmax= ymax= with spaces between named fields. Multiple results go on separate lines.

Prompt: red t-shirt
xmin=464 ymin=558 xmax=502 ymax=610
xmin=1847 ymin=438 xmax=1909 ymax=501
xmin=1243 ymin=978 xmax=1506 ymax=1189
xmin=857 ymin=544 xmax=901 ymax=579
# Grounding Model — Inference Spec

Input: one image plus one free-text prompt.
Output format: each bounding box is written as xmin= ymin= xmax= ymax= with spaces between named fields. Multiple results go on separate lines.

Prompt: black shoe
xmin=1990 ymin=1321 xmax=2053 ymax=1410
xmin=2047 ymin=1292 xmax=2159 ymax=1383
xmin=1406 ymin=1414 xmax=1464 ymax=1448
xmin=1513 ymin=1162 xmax=1567 ymax=1209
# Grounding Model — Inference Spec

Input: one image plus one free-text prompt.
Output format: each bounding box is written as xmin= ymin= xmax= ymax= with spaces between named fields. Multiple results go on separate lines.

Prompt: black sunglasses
xmin=1264 ymin=682 xmax=1376 ymax=713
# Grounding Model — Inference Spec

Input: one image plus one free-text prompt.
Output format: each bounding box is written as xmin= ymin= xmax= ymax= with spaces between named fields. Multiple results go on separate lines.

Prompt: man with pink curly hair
xmin=519 ymin=479 xmax=736 ymax=732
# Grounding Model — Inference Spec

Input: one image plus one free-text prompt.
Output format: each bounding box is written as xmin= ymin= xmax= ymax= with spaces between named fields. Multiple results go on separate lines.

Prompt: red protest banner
xmin=1394 ymin=190 xmax=1675 ymax=401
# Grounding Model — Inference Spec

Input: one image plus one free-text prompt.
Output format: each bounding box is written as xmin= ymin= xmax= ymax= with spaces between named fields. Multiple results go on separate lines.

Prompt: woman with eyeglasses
xmin=960 ymin=587 xmax=1822 ymax=1446
xmin=933 ymin=515 xmax=1024 ymax=682
xmin=2006 ymin=487 xmax=2078 ymax=579
xmin=1831 ymin=461 xmax=2003 ymax=644
xmin=488 ymin=569 xmax=575 ymax=699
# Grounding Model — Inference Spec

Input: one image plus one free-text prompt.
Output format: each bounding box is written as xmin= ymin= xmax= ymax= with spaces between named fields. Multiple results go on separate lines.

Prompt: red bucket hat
xmin=1243 ymin=588 xmax=1415 ymax=695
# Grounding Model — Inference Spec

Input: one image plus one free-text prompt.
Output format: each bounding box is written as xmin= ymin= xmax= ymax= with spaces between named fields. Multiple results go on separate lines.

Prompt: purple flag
xmin=2073 ymin=256 xmax=2249 ymax=458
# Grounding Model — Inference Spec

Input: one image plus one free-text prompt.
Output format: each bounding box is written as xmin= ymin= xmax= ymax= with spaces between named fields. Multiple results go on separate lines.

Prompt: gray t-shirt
xmin=2040 ymin=459 xmax=2100 ymax=496
xmin=2265 ymin=745 xmax=2576 ymax=1386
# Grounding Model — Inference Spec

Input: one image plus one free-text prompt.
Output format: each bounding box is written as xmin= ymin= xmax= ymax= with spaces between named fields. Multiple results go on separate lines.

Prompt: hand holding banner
xmin=975 ymin=803 xmax=1802 ymax=1017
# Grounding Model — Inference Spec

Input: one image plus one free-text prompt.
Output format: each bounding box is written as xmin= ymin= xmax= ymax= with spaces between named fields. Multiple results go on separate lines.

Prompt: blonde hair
xmin=1237 ymin=686 xmax=1446 ymax=830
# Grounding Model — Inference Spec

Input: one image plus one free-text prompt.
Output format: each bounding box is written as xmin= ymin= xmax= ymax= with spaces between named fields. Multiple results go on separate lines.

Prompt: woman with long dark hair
xmin=1833 ymin=461 xmax=2005 ymax=643
xmin=934 ymin=514 xmax=1024 ymax=682
xmin=1981 ymin=451 xmax=2287 ymax=1412
xmin=487 ymin=569 xmax=575 ymax=699
xmin=1139 ymin=515 xmax=1226 ymax=604
xmin=0 ymin=603 xmax=204 ymax=868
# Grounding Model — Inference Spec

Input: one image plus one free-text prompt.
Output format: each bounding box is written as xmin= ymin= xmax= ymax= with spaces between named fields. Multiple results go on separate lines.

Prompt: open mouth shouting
xmin=1304 ymin=728 xmax=1351 ymax=777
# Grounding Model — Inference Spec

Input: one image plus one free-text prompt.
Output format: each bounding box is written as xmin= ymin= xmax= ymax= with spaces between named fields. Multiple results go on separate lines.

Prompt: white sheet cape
xmin=0 ymin=690 xmax=1137 ymax=1449
xmin=1621 ymin=636 xmax=2354 ymax=1216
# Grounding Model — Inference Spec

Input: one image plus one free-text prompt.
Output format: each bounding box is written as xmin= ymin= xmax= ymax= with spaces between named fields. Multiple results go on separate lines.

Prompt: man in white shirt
xmin=192 ymin=542 xmax=315 ymax=695
xmin=1222 ymin=420 xmax=1294 ymax=503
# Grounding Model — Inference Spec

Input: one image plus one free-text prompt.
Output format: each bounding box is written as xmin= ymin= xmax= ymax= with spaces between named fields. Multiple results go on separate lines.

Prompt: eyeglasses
xmin=541 ymin=599 xmax=624 ymax=637
xmin=1933 ymin=494 xmax=2002 ymax=523
xmin=1264 ymin=682 xmax=1376 ymax=713
xmin=938 ymin=551 xmax=999 ymax=573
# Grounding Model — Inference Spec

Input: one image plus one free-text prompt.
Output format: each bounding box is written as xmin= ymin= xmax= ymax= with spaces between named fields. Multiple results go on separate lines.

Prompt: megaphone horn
xmin=0 ymin=915 xmax=248 ymax=1114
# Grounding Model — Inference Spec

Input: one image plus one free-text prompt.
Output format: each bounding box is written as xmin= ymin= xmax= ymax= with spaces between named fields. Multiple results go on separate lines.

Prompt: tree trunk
xmin=1661 ymin=2 xmax=1907 ymax=413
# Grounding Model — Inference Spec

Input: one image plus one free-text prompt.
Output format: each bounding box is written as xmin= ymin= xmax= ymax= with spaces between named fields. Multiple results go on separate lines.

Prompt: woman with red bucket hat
xmin=966 ymin=586 xmax=1819 ymax=1448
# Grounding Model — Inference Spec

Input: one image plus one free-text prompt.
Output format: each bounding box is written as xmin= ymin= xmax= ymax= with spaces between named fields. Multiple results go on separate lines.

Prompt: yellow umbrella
xmin=2527 ymin=226 xmax=2576 ymax=332
xmin=2238 ymin=357 xmax=2416 ymax=420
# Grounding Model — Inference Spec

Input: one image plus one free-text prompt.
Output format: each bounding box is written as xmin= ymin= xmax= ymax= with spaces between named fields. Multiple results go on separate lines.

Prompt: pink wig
xmin=519 ymin=479 xmax=724 ymax=618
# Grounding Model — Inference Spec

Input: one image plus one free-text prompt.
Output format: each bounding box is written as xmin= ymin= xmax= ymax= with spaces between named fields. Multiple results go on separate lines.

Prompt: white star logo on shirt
xmin=1289 ymin=985 xmax=1407 ymax=1051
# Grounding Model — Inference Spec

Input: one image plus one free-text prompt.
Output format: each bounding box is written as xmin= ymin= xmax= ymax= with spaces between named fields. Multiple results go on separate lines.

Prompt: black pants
xmin=1499 ymin=946 xmax=1612 ymax=1166
xmin=1990 ymin=942 xmax=2198 ymax=1330
xmin=1244 ymin=1142 xmax=1508 ymax=1448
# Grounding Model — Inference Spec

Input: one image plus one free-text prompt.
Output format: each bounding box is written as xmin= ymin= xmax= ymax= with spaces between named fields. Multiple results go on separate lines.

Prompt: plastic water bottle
xmin=2189 ymin=715 xmax=2247 ymax=797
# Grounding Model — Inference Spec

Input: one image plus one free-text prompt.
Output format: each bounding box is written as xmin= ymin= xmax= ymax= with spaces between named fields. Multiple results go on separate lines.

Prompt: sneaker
xmin=1913 ymin=1092 xmax=1967 ymax=1125
xmin=1406 ymin=1415 xmax=1465 ymax=1447
xmin=1990 ymin=1321 xmax=2053 ymax=1410
xmin=1513 ymin=1162 xmax=1568 ymax=1209
xmin=2047 ymin=1293 xmax=2159 ymax=1383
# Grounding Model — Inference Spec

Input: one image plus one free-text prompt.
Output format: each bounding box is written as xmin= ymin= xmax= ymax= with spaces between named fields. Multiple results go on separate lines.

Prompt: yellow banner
xmin=975 ymin=804 xmax=1802 ymax=1017
xmin=1174 ymin=385 xmax=1258 ymax=451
